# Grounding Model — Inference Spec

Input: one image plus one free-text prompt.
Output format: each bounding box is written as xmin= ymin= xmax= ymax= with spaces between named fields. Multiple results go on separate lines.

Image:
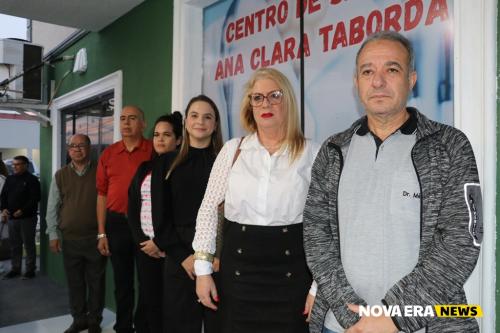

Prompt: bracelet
xmin=194 ymin=251 xmax=214 ymax=263
xmin=97 ymin=233 xmax=107 ymax=240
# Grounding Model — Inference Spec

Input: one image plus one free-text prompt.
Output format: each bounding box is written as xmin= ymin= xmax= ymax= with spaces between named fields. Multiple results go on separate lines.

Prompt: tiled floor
xmin=0 ymin=258 xmax=117 ymax=333
xmin=0 ymin=309 xmax=116 ymax=333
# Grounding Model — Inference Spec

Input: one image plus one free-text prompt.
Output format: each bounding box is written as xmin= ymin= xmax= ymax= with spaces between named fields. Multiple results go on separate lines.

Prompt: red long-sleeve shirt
xmin=96 ymin=138 xmax=153 ymax=214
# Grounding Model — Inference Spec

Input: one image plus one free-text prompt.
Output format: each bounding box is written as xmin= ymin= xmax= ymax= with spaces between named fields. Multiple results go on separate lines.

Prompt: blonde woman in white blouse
xmin=193 ymin=67 xmax=319 ymax=333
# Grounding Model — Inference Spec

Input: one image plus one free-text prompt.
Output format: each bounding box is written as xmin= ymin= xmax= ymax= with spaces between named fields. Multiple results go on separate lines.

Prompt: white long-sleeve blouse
xmin=193 ymin=133 xmax=319 ymax=275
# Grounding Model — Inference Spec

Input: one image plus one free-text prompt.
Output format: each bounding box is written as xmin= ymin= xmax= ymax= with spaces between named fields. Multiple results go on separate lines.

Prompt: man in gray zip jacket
xmin=303 ymin=31 xmax=482 ymax=333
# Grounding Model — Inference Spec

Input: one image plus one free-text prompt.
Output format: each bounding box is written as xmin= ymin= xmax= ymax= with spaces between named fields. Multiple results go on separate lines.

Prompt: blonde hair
xmin=240 ymin=67 xmax=305 ymax=162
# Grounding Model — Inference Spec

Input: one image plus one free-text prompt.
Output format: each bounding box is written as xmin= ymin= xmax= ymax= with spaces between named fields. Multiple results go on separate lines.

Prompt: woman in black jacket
xmin=127 ymin=112 xmax=182 ymax=333
xmin=162 ymin=95 xmax=223 ymax=333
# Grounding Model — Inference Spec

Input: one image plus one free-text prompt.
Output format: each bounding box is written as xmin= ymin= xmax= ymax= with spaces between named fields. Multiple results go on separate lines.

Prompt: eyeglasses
xmin=248 ymin=90 xmax=283 ymax=107
xmin=12 ymin=163 xmax=25 ymax=167
xmin=68 ymin=143 xmax=88 ymax=150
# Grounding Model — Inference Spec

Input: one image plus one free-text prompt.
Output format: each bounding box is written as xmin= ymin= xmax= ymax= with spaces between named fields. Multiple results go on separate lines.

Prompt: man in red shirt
xmin=96 ymin=105 xmax=153 ymax=333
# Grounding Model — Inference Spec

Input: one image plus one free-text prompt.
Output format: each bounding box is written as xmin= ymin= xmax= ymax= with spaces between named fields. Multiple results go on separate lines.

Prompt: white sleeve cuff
xmin=194 ymin=259 xmax=213 ymax=276
xmin=309 ymin=280 xmax=318 ymax=296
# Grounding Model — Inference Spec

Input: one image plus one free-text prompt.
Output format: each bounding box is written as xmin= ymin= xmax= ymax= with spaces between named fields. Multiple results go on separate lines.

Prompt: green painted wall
xmin=40 ymin=0 xmax=174 ymax=309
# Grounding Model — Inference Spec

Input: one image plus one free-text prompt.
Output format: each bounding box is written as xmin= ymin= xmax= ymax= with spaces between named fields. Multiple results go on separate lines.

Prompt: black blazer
xmin=127 ymin=154 xmax=174 ymax=251
xmin=128 ymin=151 xmax=207 ymax=264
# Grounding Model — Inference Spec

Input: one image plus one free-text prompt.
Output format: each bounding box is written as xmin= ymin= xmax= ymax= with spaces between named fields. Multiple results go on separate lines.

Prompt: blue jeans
xmin=322 ymin=326 xmax=339 ymax=333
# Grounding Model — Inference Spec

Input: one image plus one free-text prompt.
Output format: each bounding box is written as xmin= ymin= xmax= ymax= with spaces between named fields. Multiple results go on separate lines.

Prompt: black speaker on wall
xmin=23 ymin=44 xmax=42 ymax=100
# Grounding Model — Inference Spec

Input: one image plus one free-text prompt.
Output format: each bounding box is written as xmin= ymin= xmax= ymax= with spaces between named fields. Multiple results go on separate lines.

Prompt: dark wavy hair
xmin=151 ymin=111 xmax=183 ymax=158
xmin=154 ymin=111 xmax=183 ymax=141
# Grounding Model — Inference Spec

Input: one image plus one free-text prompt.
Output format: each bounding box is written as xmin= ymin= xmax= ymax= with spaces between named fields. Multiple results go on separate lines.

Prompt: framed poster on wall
xmin=202 ymin=0 xmax=453 ymax=142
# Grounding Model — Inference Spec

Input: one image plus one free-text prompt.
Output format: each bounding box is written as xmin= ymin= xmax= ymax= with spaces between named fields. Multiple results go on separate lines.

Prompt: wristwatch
xmin=97 ymin=233 xmax=107 ymax=240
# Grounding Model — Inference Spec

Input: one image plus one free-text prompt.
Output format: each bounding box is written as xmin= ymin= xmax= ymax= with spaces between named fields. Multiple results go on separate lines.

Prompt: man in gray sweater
xmin=303 ymin=31 xmax=482 ymax=333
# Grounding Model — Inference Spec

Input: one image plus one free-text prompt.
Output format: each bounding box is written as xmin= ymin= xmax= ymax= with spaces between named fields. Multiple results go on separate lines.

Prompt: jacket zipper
xmin=410 ymin=140 xmax=424 ymax=242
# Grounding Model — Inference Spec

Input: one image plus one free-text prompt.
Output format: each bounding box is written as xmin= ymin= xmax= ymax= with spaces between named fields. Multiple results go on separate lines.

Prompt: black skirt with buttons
xmin=218 ymin=219 xmax=311 ymax=333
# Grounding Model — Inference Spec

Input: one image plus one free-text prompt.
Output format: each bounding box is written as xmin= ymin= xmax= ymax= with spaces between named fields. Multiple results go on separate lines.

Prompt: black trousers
xmin=62 ymin=236 xmax=107 ymax=325
xmin=105 ymin=211 xmax=138 ymax=333
xmin=8 ymin=216 xmax=37 ymax=273
xmin=163 ymin=257 xmax=219 ymax=333
xmin=135 ymin=249 xmax=163 ymax=333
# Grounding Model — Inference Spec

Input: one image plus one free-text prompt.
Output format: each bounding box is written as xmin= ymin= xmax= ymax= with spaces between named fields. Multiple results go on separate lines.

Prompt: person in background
xmin=127 ymin=112 xmax=183 ymax=333
xmin=0 ymin=160 xmax=7 ymax=191
xmin=303 ymin=31 xmax=482 ymax=333
xmin=46 ymin=134 xmax=107 ymax=333
xmin=161 ymin=95 xmax=223 ymax=333
xmin=96 ymin=105 xmax=153 ymax=333
xmin=0 ymin=160 xmax=8 ymax=274
xmin=1 ymin=155 xmax=40 ymax=280
xmin=194 ymin=68 xmax=318 ymax=333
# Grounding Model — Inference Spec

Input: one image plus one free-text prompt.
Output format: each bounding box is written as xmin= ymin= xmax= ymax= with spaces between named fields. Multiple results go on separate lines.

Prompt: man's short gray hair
xmin=123 ymin=105 xmax=145 ymax=121
xmin=355 ymin=30 xmax=415 ymax=74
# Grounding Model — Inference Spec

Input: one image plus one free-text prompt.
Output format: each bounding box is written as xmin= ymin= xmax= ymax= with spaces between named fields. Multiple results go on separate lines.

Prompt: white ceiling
xmin=0 ymin=0 xmax=145 ymax=31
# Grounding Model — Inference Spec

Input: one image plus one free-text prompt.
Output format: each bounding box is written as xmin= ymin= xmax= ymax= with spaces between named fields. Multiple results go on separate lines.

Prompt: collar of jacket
xmin=327 ymin=107 xmax=443 ymax=149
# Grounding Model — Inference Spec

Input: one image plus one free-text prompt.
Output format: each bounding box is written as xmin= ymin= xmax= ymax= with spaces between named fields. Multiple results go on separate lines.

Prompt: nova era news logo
xmin=358 ymin=305 xmax=483 ymax=318
xmin=434 ymin=305 xmax=483 ymax=318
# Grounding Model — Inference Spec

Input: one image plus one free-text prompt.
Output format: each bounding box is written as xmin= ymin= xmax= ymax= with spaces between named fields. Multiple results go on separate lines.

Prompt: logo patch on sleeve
xmin=464 ymin=183 xmax=483 ymax=247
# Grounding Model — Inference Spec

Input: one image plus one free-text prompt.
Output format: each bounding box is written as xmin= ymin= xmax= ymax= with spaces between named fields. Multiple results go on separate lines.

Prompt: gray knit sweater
xmin=303 ymin=108 xmax=482 ymax=333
